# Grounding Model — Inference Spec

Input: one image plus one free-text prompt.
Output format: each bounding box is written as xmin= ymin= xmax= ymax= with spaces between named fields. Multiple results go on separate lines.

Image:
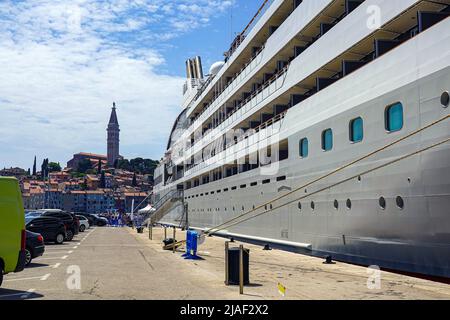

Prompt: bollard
xmin=225 ymin=241 xmax=229 ymax=285
xmin=164 ymin=227 xmax=167 ymax=240
xmin=149 ymin=222 xmax=153 ymax=240
xmin=173 ymin=227 xmax=176 ymax=253
xmin=239 ymin=244 xmax=244 ymax=295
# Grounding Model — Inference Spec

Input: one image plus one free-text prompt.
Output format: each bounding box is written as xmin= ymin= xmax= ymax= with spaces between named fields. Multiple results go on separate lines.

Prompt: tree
xmin=32 ymin=156 xmax=37 ymax=176
xmin=97 ymin=160 xmax=102 ymax=174
xmin=41 ymin=158 xmax=49 ymax=180
xmin=80 ymin=178 xmax=88 ymax=191
xmin=27 ymin=168 xmax=31 ymax=176
xmin=100 ymin=171 xmax=106 ymax=188
xmin=132 ymin=173 xmax=137 ymax=187
xmin=77 ymin=159 xmax=92 ymax=174
xmin=116 ymin=158 xmax=159 ymax=175
xmin=48 ymin=162 xmax=62 ymax=172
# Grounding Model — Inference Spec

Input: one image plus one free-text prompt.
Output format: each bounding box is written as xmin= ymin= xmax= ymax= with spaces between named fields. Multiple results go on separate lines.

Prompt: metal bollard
xmin=148 ymin=222 xmax=153 ymax=240
xmin=225 ymin=241 xmax=229 ymax=285
xmin=164 ymin=227 xmax=167 ymax=240
xmin=239 ymin=244 xmax=244 ymax=295
xmin=173 ymin=227 xmax=176 ymax=253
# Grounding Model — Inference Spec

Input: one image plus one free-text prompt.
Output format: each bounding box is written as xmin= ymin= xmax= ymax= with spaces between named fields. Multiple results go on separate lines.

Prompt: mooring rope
xmin=204 ymin=114 xmax=450 ymax=235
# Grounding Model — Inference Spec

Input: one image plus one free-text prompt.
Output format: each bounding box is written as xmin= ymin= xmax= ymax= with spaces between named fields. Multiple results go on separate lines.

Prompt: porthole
xmin=334 ymin=200 xmax=339 ymax=210
xmin=346 ymin=199 xmax=352 ymax=210
xmin=270 ymin=204 xmax=273 ymax=210
xmin=379 ymin=197 xmax=386 ymax=210
xmin=242 ymin=206 xmax=245 ymax=211
xmin=441 ymin=91 xmax=449 ymax=107
xmin=311 ymin=201 xmax=315 ymax=211
xmin=253 ymin=205 xmax=255 ymax=210
xmin=298 ymin=202 xmax=302 ymax=210
xmin=396 ymin=196 xmax=405 ymax=210
xmin=265 ymin=205 xmax=268 ymax=210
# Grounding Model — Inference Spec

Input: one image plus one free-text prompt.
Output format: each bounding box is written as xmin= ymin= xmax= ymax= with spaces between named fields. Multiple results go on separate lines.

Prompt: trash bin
xmin=163 ymin=238 xmax=175 ymax=246
xmin=227 ymin=247 xmax=250 ymax=285
xmin=137 ymin=226 xmax=144 ymax=233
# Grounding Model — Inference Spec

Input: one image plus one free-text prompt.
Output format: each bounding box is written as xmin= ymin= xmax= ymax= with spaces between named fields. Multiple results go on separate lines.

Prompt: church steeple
xmin=109 ymin=102 xmax=119 ymax=126
xmin=107 ymin=102 xmax=120 ymax=167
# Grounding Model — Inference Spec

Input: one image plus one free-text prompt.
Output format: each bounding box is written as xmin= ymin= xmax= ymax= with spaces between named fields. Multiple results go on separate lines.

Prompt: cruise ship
xmin=151 ymin=0 xmax=450 ymax=278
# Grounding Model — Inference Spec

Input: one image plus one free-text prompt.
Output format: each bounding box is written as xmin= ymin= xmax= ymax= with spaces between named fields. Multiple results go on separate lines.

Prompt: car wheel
xmin=66 ymin=230 xmax=74 ymax=241
xmin=55 ymin=233 xmax=65 ymax=244
xmin=25 ymin=248 xmax=32 ymax=266
xmin=80 ymin=225 xmax=86 ymax=232
xmin=0 ymin=266 xmax=4 ymax=287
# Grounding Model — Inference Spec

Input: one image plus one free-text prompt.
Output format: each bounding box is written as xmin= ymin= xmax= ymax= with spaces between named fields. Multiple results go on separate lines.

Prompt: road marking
xmin=52 ymin=263 xmax=61 ymax=269
xmin=41 ymin=274 xmax=51 ymax=281
xmin=73 ymin=246 xmax=78 ymax=249
xmin=21 ymin=289 xmax=36 ymax=299
xmin=34 ymin=256 xmax=67 ymax=261
xmin=44 ymin=251 xmax=72 ymax=255
xmin=68 ymin=250 xmax=73 ymax=254
xmin=4 ymin=274 xmax=49 ymax=282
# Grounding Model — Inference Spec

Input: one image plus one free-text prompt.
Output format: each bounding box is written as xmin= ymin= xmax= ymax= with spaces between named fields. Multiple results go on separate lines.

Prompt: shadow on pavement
xmin=0 ymin=288 xmax=44 ymax=300
xmin=26 ymin=262 xmax=50 ymax=269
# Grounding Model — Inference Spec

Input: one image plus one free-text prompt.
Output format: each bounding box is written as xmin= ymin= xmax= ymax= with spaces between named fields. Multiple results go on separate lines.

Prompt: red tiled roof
xmin=77 ymin=152 xmax=107 ymax=159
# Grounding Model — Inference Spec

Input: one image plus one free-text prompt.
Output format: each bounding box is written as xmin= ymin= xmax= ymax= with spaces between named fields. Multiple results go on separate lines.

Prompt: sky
xmin=0 ymin=0 xmax=264 ymax=170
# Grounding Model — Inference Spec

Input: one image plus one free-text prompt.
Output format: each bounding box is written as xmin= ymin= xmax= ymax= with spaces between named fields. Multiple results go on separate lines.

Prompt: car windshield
xmin=26 ymin=212 xmax=41 ymax=217
xmin=25 ymin=217 xmax=34 ymax=224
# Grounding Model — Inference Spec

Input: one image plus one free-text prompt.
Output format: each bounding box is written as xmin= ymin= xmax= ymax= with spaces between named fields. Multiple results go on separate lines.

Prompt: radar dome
xmin=209 ymin=61 xmax=225 ymax=76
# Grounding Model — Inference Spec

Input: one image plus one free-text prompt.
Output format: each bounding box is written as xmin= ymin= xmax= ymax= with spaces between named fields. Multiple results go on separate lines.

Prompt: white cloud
xmin=0 ymin=0 xmax=235 ymax=169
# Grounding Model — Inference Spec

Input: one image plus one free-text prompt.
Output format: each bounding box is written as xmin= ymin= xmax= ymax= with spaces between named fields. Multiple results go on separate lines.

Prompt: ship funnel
xmin=194 ymin=56 xmax=204 ymax=79
xmin=185 ymin=56 xmax=204 ymax=79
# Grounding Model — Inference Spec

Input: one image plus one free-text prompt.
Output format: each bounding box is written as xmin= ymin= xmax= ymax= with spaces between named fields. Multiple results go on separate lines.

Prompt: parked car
xmin=0 ymin=177 xmax=26 ymax=286
xmin=75 ymin=212 xmax=95 ymax=226
xmin=38 ymin=210 xmax=79 ymax=241
xmin=91 ymin=214 xmax=108 ymax=226
xmin=25 ymin=216 xmax=66 ymax=245
xmin=25 ymin=231 xmax=45 ymax=266
xmin=76 ymin=215 xmax=90 ymax=232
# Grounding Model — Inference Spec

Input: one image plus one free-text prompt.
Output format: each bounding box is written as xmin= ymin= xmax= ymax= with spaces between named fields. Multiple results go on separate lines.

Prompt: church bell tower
xmin=107 ymin=102 xmax=120 ymax=167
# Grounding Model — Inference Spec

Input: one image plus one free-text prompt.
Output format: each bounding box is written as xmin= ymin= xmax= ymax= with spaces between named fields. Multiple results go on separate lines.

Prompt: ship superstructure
xmin=152 ymin=0 xmax=450 ymax=278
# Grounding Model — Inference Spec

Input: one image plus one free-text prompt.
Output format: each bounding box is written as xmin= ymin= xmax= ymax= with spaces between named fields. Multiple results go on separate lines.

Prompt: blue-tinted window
xmin=299 ymin=138 xmax=309 ymax=158
xmin=350 ymin=117 xmax=364 ymax=143
xmin=322 ymin=129 xmax=333 ymax=151
xmin=385 ymin=102 xmax=403 ymax=132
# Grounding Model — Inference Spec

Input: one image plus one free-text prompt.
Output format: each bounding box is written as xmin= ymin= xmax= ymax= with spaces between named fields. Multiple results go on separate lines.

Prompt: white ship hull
xmin=153 ymin=0 xmax=450 ymax=278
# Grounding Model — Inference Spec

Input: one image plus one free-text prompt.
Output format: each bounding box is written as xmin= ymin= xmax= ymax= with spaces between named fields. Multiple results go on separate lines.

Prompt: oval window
xmin=396 ymin=196 xmax=405 ymax=210
xmin=346 ymin=199 xmax=352 ymax=210
xmin=379 ymin=197 xmax=386 ymax=210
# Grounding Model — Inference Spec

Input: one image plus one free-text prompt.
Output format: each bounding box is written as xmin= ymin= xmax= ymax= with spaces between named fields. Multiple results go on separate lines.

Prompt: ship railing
xmin=186 ymin=0 xmax=275 ymax=124
xmin=185 ymin=112 xmax=285 ymax=176
xmin=187 ymin=45 xmax=266 ymax=133
xmin=145 ymin=189 xmax=184 ymax=224
xmin=185 ymin=63 xmax=289 ymax=157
